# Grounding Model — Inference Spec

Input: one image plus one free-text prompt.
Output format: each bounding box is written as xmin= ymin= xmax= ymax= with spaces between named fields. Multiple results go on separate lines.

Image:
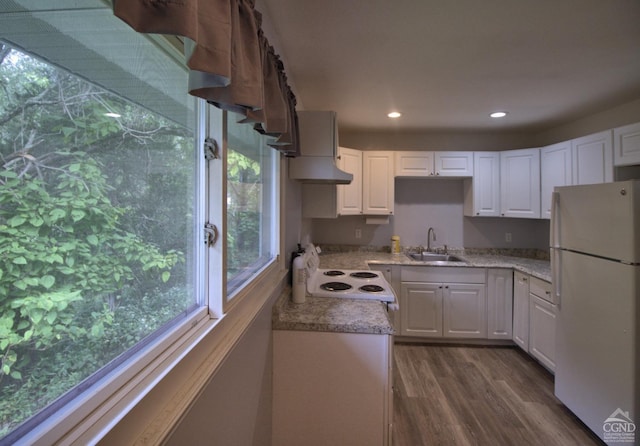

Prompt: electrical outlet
xmin=505 ymin=232 xmax=512 ymax=243
xmin=355 ymin=228 xmax=362 ymax=239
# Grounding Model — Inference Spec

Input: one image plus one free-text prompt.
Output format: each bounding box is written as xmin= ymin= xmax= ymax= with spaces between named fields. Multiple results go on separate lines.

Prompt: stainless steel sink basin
xmin=407 ymin=252 xmax=466 ymax=262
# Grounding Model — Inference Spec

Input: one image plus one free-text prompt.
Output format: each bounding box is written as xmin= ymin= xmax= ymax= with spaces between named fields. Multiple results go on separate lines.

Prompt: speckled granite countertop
xmin=317 ymin=251 xmax=551 ymax=282
xmin=273 ymin=249 xmax=550 ymax=335
xmin=272 ymin=289 xmax=394 ymax=335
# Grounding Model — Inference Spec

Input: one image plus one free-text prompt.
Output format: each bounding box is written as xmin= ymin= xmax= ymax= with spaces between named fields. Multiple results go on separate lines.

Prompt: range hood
xmin=288 ymin=111 xmax=353 ymax=184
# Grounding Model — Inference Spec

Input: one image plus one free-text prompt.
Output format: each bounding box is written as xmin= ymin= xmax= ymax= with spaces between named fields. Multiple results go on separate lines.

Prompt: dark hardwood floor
xmin=392 ymin=344 xmax=606 ymax=446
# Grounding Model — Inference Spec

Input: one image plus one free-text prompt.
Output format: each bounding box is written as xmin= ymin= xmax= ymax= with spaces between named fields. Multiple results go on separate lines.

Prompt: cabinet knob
xmin=445 ymin=285 xmax=449 ymax=289
xmin=436 ymin=172 xmax=440 ymax=176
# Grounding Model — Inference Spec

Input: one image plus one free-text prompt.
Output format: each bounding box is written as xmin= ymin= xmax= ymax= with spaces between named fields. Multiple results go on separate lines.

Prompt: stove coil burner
xmin=359 ymin=284 xmax=385 ymax=293
xmin=349 ymin=271 xmax=379 ymax=279
xmin=323 ymin=270 xmax=345 ymax=277
xmin=320 ymin=282 xmax=353 ymax=292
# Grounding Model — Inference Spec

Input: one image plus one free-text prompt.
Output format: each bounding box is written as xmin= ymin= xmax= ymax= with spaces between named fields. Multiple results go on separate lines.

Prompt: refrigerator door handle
xmin=550 ymin=191 xmax=560 ymax=249
xmin=550 ymin=191 xmax=561 ymax=306
xmin=551 ymin=247 xmax=561 ymax=307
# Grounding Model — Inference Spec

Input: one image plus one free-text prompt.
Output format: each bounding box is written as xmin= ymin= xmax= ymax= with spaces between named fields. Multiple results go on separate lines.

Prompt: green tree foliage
xmin=0 ymin=44 xmax=194 ymax=434
xmin=226 ymin=149 xmax=261 ymax=277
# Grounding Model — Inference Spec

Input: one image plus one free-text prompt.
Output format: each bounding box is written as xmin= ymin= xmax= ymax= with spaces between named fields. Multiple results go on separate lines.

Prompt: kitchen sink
xmin=406 ymin=252 xmax=466 ymax=262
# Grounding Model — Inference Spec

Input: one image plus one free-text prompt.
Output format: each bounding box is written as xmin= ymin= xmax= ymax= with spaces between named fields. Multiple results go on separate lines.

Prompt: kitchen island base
xmin=272 ymin=329 xmax=392 ymax=446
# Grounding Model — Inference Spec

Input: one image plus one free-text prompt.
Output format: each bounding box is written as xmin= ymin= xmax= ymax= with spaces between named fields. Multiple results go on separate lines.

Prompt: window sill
xmin=22 ymin=266 xmax=288 ymax=445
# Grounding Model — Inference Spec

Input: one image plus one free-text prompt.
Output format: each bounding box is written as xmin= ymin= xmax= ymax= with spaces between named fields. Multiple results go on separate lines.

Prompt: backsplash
xmin=316 ymin=244 xmax=550 ymax=260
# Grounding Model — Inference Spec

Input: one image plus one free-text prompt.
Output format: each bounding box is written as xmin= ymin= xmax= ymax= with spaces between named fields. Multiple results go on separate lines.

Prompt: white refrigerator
xmin=551 ymin=180 xmax=640 ymax=445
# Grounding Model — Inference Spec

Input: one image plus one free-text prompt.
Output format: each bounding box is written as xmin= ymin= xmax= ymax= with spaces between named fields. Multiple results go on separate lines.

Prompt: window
xmin=0 ymin=3 xmax=283 ymax=443
xmin=226 ymin=113 xmax=279 ymax=298
xmin=0 ymin=4 xmax=202 ymax=441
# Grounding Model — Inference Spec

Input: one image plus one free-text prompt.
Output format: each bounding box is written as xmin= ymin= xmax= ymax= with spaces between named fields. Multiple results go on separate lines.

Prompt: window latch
xmin=204 ymin=137 xmax=219 ymax=160
xmin=204 ymin=223 xmax=218 ymax=247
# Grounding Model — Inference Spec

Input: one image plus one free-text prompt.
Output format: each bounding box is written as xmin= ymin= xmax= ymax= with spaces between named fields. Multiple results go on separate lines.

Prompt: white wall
xmin=312 ymin=178 xmax=549 ymax=250
xmin=533 ymin=97 xmax=640 ymax=146
xmin=164 ymin=295 xmax=275 ymax=445
xmin=339 ymin=129 xmax=535 ymax=152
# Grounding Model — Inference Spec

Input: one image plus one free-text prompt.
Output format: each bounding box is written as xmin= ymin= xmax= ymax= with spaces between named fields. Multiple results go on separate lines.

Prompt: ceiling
xmin=259 ymin=0 xmax=640 ymax=133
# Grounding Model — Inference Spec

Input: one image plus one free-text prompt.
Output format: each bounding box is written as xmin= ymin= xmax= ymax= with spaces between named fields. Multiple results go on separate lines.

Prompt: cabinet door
xmin=487 ymin=269 xmax=513 ymax=340
xmin=540 ymin=141 xmax=572 ymax=219
xmin=394 ymin=151 xmax=434 ymax=177
xmin=400 ymin=282 xmax=442 ymax=337
xmin=435 ymin=151 xmax=474 ymax=177
xmin=464 ymin=151 xmax=500 ymax=217
xmin=363 ymin=151 xmax=394 ymax=215
xmin=512 ymin=271 xmax=529 ymax=350
xmin=443 ymin=283 xmax=486 ymax=338
xmin=529 ymin=294 xmax=557 ymax=372
xmin=500 ymin=148 xmax=541 ymax=218
xmin=572 ymin=130 xmax=613 ymax=185
xmin=613 ymin=121 xmax=640 ymax=167
xmin=337 ymin=147 xmax=362 ymax=215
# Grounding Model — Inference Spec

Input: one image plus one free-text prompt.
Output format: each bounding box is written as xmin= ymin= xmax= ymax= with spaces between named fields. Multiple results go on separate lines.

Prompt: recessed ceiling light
xmin=490 ymin=111 xmax=507 ymax=118
xmin=387 ymin=111 xmax=402 ymax=119
xmin=104 ymin=112 xmax=121 ymax=118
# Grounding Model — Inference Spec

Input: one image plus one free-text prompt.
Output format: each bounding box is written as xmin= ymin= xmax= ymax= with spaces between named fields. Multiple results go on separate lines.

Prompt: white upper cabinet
xmin=500 ymin=148 xmax=541 ymax=219
xmin=463 ymin=151 xmax=500 ymax=217
xmin=394 ymin=151 xmax=473 ymax=177
xmin=336 ymin=147 xmax=362 ymax=215
xmin=571 ymin=130 xmax=613 ymax=185
xmin=394 ymin=151 xmax=435 ymax=176
xmin=363 ymin=151 xmax=395 ymax=215
xmin=435 ymin=151 xmax=474 ymax=177
xmin=613 ymin=121 xmax=640 ymax=166
xmin=540 ymin=141 xmax=572 ymax=219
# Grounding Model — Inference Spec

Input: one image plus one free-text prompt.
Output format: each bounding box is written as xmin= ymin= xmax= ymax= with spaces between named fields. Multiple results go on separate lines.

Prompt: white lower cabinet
xmin=512 ymin=271 xmax=530 ymax=350
xmin=487 ymin=269 xmax=514 ymax=340
xmin=528 ymin=277 xmax=557 ymax=372
xmin=273 ymin=330 xmax=392 ymax=446
xmin=402 ymin=282 xmax=443 ymax=336
xmin=443 ymin=283 xmax=487 ymax=338
xmin=400 ymin=267 xmax=486 ymax=339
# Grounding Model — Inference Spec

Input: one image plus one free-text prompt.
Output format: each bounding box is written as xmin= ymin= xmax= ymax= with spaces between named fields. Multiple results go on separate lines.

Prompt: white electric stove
xmin=302 ymin=244 xmax=396 ymax=303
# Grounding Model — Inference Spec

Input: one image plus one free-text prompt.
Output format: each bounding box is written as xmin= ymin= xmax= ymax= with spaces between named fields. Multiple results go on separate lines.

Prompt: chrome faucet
xmin=427 ymin=227 xmax=436 ymax=252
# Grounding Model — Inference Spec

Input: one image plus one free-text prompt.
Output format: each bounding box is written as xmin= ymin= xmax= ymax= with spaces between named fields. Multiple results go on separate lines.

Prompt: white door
xmin=553 ymin=180 xmax=640 ymax=263
xmin=500 ymin=148 xmax=540 ymax=218
xmin=394 ymin=151 xmax=434 ymax=177
xmin=464 ymin=151 xmax=500 ymax=217
xmin=555 ymin=250 xmax=638 ymax=443
xmin=434 ymin=151 xmax=473 ymax=177
xmin=528 ymin=294 xmax=556 ymax=372
xmin=487 ymin=269 xmax=513 ymax=339
xmin=614 ymin=121 xmax=640 ymax=166
xmin=400 ymin=283 xmax=443 ymax=337
xmin=512 ymin=271 xmax=529 ymax=351
xmin=540 ymin=141 xmax=572 ymax=219
xmin=337 ymin=147 xmax=362 ymax=215
xmin=571 ymin=130 xmax=613 ymax=185
xmin=363 ymin=151 xmax=394 ymax=215
xmin=442 ymin=283 xmax=486 ymax=338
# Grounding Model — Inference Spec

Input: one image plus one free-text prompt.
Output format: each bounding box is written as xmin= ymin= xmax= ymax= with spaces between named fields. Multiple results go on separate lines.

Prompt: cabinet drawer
xmin=401 ymin=266 xmax=485 ymax=284
xmin=529 ymin=276 xmax=554 ymax=304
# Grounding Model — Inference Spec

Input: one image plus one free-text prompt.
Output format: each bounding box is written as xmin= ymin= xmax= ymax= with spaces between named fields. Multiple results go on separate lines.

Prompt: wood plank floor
xmin=392 ymin=344 xmax=606 ymax=446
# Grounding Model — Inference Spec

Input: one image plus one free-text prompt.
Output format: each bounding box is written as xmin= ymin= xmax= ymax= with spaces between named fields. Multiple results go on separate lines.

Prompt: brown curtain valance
xmin=112 ymin=0 xmax=299 ymax=156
